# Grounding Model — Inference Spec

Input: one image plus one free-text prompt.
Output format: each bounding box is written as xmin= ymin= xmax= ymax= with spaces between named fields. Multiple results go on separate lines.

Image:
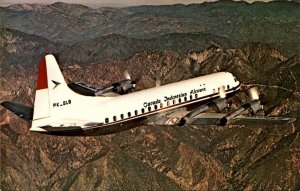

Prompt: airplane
xmin=1 ymin=54 xmax=296 ymax=136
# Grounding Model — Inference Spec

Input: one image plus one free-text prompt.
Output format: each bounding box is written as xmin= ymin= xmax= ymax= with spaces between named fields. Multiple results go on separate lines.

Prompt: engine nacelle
xmin=220 ymin=100 xmax=262 ymax=125
xmin=95 ymin=79 xmax=136 ymax=96
xmin=248 ymin=100 xmax=261 ymax=115
xmin=178 ymin=98 xmax=227 ymax=126
xmin=211 ymin=98 xmax=227 ymax=112
xmin=117 ymin=80 xmax=136 ymax=94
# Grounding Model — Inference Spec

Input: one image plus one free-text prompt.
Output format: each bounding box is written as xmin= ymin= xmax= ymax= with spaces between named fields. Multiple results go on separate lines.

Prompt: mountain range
xmin=1 ymin=1 xmax=299 ymax=55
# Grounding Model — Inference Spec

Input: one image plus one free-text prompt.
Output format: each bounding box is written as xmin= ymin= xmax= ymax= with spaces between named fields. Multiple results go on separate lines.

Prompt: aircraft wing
xmin=68 ymin=82 xmax=97 ymax=96
xmin=68 ymin=82 xmax=122 ymax=97
xmin=189 ymin=113 xmax=296 ymax=125
xmin=149 ymin=112 xmax=296 ymax=126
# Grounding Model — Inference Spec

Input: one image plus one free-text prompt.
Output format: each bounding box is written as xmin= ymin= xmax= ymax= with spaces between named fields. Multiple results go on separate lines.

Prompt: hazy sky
xmin=0 ymin=0 xmax=271 ymax=7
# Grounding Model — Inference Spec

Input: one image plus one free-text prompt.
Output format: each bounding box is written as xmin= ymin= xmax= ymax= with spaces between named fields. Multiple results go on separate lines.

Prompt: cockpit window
xmin=234 ymin=76 xmax=237 ymax=82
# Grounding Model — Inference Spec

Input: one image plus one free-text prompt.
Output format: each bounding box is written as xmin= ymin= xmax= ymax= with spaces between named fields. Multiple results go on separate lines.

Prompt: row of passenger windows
xmin=213 ymin=85 xmax=231 ymax=93
xmin=104 ymin=86 xmax=232 ymax=124
xmin=104 ymin=94 xmax=204 ymax=124
xmin=105 ymin=85 xmax=234 ymax=123
xmin=105 ymin=84 xmax=234 ymax=123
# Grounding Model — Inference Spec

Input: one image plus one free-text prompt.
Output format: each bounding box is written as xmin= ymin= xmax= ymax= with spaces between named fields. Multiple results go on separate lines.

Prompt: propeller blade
xmin=155 ymin=79 xmax=161 ymax=87
xmin=248 ymin=87 xmax=259 ymax=100
xmin=126 ymin=63 xmax=144 ymax=90
xmin=124 ymin=70 xmax=131 ymax=80
xmin=219 ymin=86 xmax=226 ymax=98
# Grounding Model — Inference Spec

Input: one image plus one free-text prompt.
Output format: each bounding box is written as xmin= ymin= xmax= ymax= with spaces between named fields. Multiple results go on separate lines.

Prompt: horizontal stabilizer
xmin=1 ymin=101 xmax=33 ymax=122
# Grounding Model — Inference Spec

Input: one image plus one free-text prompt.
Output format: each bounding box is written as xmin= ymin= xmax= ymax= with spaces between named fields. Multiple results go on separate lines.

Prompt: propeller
xmin=219 ymin=85 xmax=226 ymax=98
xmin=114 ymin=70 xmax=141 ymax=94
xmin=248 ymin=87 xmax=259 ymax=100
xmin=124 ymin=70 xmax=131 ymax=80
xmin=155 ymin=79 xmax=161 ymax=87
xmin=247 ymin=87 xmax=263 ymax=114
xmin=124 ymin=70 xmax=137 ymax=89
xmin=124 ymin=67 xmax=144 ymax=88
xmin=95 ymin=69 xmax=141 ymax=96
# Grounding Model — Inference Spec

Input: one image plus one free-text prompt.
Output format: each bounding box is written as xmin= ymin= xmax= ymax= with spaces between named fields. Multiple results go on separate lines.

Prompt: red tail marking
xmin=36 ymin=57 xmax=48 ymax=90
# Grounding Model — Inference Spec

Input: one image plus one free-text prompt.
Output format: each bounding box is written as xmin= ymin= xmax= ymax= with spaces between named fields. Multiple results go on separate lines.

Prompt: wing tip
xmin=287 ymin=117 xmax=297 ymax=123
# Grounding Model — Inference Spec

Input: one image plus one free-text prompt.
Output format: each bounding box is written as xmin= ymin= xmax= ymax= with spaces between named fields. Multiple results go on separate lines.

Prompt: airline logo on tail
xmin=52 ymin=80 xmax=61 ymax=89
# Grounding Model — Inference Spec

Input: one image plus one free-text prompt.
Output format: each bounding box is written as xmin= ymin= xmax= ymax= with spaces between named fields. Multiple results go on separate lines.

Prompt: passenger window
xmin=113 ymin=116 xmax=117 ymax=121
xmin=141 ymin=108 xmax=145 ymax=114
xmin=167 ymin=101 xmax=170 ymax=106
xmin=184 ymin=97 xmax=187 ymax=102
xmin=227 ymin=85 xmax=230 ymax=90
xmin=160 ymin=103 xmax=163 ymax=108
xmin=128 ymin=112 xmax=131 ymax=117
xmin=105 ymin=118 xmax=109 ymax=123
xmin=120 ymin=114 xmax=124 ymax=119
xmin=195 ymin=94 xmax=198 ymax=98
xmin=135 ymin=110 xmax=138 ymax=115
xmin=178 ymin=98 xmax=181 ymax=103
xmin=190 ymin=95 xmax=193 ymax=100
xmin=154 ymin=105 xmax=158 ymax=110
xmin=148 ymin=107 xmax=151 ymax=112
xmin=173 ymin=100 xmax=176 ymax=105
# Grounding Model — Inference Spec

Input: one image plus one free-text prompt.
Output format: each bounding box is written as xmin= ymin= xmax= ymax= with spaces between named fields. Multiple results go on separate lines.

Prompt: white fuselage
xmin=31 ymin=71 xmax=240 ymax=134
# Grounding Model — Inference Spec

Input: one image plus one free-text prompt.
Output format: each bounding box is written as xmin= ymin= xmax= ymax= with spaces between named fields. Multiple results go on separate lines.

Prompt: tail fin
xmin=33 ymin=54 xmax=75 ymax=120
xmin=31 ymin=54 xmax=112 ymax=131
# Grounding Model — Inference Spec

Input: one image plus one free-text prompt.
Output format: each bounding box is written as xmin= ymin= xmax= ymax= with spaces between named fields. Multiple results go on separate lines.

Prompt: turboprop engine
xmin=95 ymin=79 xmax=136 ymax=96
xmin=95 ymin=71 xmax=137 ymax=96
xmin=219 ymin=87 xmax=263 ymax=125
xmin=178 ymin=86 xmax=228 ymax=126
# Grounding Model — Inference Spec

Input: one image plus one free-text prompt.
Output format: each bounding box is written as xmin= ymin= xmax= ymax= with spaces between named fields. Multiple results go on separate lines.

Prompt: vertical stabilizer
xmin=33 ymin=56 xmax=50 ymax=120
xmin=33 ymin=54 xmax=74 ymax=121
xmin=31 ymin=54 xmax=112 ymax=131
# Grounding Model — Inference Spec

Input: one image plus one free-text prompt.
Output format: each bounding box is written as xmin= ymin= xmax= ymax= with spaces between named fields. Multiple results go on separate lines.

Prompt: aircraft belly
xmin=40 ymin=116 xmax=147 ymax=136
